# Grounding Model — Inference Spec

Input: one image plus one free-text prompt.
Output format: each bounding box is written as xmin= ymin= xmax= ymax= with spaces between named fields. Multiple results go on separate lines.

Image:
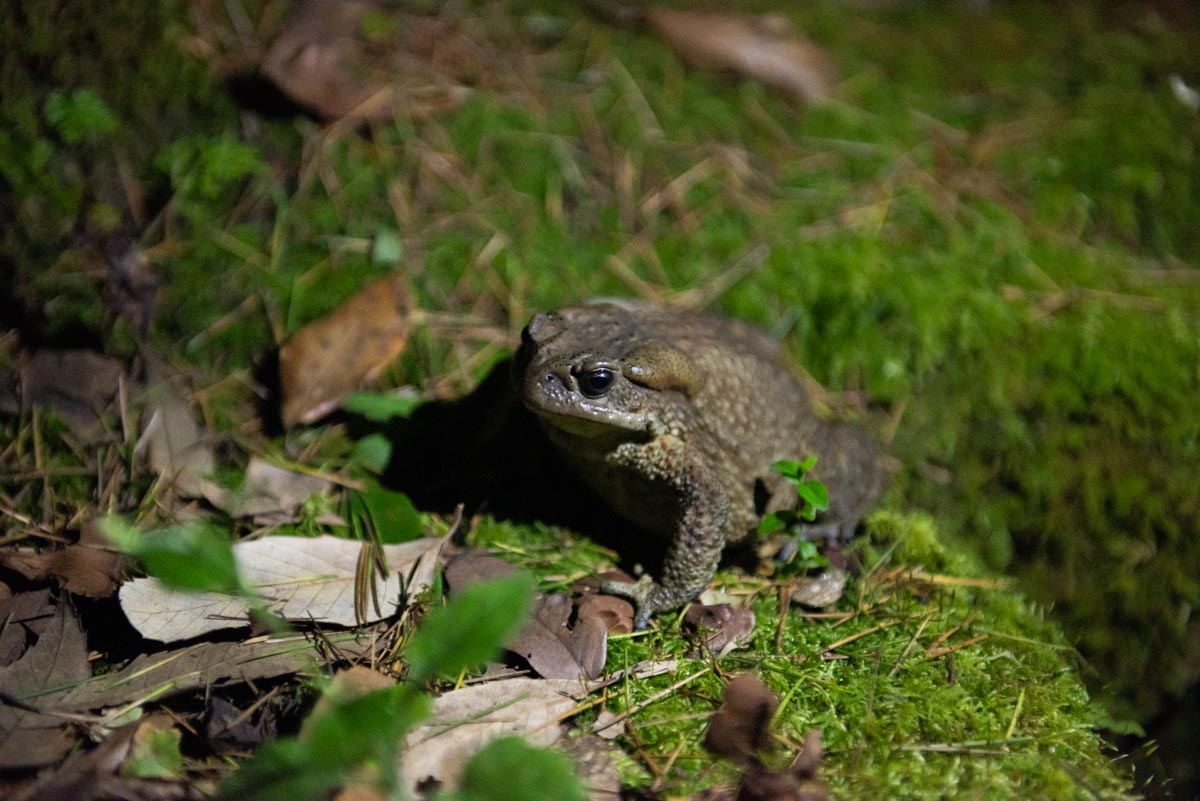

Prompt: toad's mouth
xmin=524 ymin=401 xmax=647 ymax=440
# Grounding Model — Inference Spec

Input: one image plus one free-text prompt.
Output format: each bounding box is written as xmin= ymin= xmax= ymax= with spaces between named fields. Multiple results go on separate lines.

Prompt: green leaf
xmin=43 ymin=89 xmax=118 ymax=143
xmin=156 ymin=134 xmax=266 ymax=202
xmin=459 ymin=737 xmax=586 ymax=801
xmin=302 ymin=684 xmax=429 ymax=771
xmin=217 ymin=739 xmax=325 ymax=801
xmin=101 ymin=517 xmax=243 ymax=594
xmin=406 ymin=573 xmax=536 ymax=682
xmin=354 ymin=478 xmax=423 ymax=544
xmin=797 ymin=479 xmax=830 ymax=513
xmin=342 ymin=390 xmax=423 ymax=423
xmin=121 ymin=726 xmax=184 ymax=780
xmin=757 ymin=511 xmax=787 ymax=535
xmin=795 ymin=539 xmax=820 ymax=562
xmin=352 ymin=433 xmax=394 ymax=473
xmin=218 ymin=684 xmax=430 ymax=801
xmin=772 ymin=456 xmax=817 ymax=480
xmin=771 ymin=459 xmax=803 ymax=479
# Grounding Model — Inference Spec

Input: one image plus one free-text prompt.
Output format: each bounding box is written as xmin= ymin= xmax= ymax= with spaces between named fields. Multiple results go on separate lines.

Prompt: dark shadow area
xmin=0 ymin=254 xmax=106 ymax=354
xmin=253 ymin=348 xmax=284 ymax=438
xmin=1119 ymin=686 xmax=1200 ymax=801
xmin=225 ymin=72 xmax=323 ymax=122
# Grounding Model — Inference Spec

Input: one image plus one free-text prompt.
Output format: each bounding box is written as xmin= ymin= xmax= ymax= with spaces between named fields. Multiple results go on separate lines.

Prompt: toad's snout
xmin=524 ymin=362 xmax=574 ymax=406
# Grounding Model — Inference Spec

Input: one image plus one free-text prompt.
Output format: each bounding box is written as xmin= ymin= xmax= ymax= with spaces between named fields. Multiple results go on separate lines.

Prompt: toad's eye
xmin=578 ymin=367 xmax=616 ymax=398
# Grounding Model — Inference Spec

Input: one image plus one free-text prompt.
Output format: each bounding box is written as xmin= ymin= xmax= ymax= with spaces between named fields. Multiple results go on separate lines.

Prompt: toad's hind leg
xmin=600 ymin=435 xmax=730 ymax=629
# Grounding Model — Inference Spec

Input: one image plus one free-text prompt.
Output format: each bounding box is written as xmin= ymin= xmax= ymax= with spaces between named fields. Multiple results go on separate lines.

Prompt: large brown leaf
xmin=0 ymin=600 xmax=90 ymax=769
xmin=279 ymin=273 xmax=411 ymax=427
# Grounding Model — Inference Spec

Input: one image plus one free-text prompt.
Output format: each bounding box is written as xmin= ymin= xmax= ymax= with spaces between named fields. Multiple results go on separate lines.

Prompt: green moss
xmin=593 ymin=512 xmax=1129 ymax=798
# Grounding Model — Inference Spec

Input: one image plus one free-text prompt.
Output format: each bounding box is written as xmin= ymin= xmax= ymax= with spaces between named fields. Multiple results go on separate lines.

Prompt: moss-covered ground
xmin=2 ymin=0 xmax=1198 ymax=797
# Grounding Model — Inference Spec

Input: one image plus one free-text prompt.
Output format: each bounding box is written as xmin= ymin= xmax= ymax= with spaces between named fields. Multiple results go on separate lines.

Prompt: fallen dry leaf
xmin=445 ymin=554 xmax=609 ymax=679
xmin=401 ymin=677 xmax=590 ymax=793
xmin=683 ymin=603 xmax=756 ymax=658
xmin=591 ymin=709 xmax=626 ymax=741
xmin=506 ymin=593 xmax=608 ymax=680
xmin=119 ymin=535 xmax=445 ymax=641
xmin=443 ymin=549 xmax=519 ymax=593
xmin=279 ymin=273 xmax=412 ymax=427
xmin=0 ymin=544 xmax=122 ymax=599
xmin=103 ymin=236 xmax=158 ymax=332
xmin=702 ymin=676 xmax=830 ymax=801
xmin=58 ymin=632 xmax=372 ymax=712
xmin=262 ymin=0 xmax=477 ymax=121
xmin=8 ymin=349 xmax=124 ymax=443
xmin=703 ymin=673 xmax=778 ymax=768
xmin=0 ymin=589 xmax=54 ymax=667
xmin=309 ymin=665 xmax=395 ymax=721
xmin=561 ymin=734 xmax=622 ymax=801
xmin=791 ymin=728 xmax=824 ymax=780
xmin=575 ymin=593 xmax=635 ymax=636
xmin=643 ymin=9 xmax=836 ymax=103
xmin=138 ymin=361 xmax=216 ymax=499
xmin=736 ymin=763 xmax=829 ymax=801
xmin=571 ymin=570 xmax=636 ymax=634
xmin=0 ymin=599 xmax=90 ymax=769
xmin=206 ymin=695 xmax=276 ymax=752
xmin=11 ymin=713 xmax=167 ymax=801
xmin=205 ymin=456 xmax=332 ymax=522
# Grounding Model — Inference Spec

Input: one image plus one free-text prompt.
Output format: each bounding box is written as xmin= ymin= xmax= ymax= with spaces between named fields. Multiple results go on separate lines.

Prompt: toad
xmin=516 ymin=302 xmax=883 ymax=628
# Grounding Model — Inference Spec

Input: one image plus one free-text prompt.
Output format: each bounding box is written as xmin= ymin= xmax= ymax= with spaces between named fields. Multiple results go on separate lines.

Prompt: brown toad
xmin=516 ymin=302 xmax=883 ymax=628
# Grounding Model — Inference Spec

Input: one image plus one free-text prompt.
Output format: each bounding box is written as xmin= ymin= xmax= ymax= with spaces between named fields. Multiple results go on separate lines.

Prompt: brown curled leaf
xmin=279 ymin=273 xmax=411 ymax=427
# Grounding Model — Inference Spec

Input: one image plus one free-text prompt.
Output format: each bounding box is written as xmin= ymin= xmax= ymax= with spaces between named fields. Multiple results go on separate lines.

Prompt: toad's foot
xmin=600 ymin=575 xmax=669 ymax=631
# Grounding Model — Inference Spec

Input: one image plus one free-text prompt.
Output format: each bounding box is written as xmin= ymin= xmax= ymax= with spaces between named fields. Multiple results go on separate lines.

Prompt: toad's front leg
xmin=600 ymin=434 xmax=731 ymax=629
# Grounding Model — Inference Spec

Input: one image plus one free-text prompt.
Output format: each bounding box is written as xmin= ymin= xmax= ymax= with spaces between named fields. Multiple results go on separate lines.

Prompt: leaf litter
xmin=444 ymin=551 xmax=623 ymax=681
xmin=401 ymin=677 xmax=591 ymax=794
xmin=0 ymin=349 xmax=124 ymax=444
xmin=0 ymin=598 xmax=90 ymax=770
xmin=137 ymin=357 xmax=217 ymax=500
xmin=119 ymin=534 xmax=447 ymax=641
xmin=0 ymin=520 xmax=122 ymax=599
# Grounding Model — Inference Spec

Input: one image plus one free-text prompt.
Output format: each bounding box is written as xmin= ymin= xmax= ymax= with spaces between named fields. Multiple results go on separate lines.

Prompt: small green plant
xmin=42 ymin=88 xmax=118 ymax=143
xmin=757 ymin=457 xmax=831 ymax=572
xmin=757 ymin=456 xmax=830 ymax=534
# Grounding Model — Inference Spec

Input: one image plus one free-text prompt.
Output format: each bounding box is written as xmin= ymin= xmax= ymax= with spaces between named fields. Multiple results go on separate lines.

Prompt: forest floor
xmin=1 ymin=1 xmax=1198 ymax=799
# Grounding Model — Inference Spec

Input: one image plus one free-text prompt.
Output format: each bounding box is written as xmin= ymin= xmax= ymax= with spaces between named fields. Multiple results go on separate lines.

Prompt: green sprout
xmin=758 ymin=455 xmax=830 ymax=534
xmin=757 ymin=456 xmax=831 ymax=572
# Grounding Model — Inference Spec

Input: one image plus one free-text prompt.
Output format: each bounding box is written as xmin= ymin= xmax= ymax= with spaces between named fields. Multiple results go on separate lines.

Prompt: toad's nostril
xmin=539 ymin=368 xmax=572 ymax=391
